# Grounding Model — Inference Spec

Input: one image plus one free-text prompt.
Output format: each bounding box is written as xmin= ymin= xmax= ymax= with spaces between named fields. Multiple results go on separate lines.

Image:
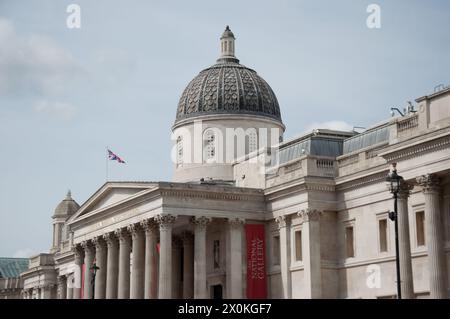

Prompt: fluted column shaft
xmin=275 ymin=216 xmax=291 ymax=299
xmin=418 ymin=174 xmax=447 ymax=299
xmin=397 ymin=184 xmax=415 ymax=299
xmin=228 ymin=218 xmax=244 ymax=298
xmin=298 ymin=209 xmax=322 ymax=299
xmin=157 ymin=214 xmax=176 ymax=298
xmin=182 ymin=232 xmax=194 ymax=299
xmin=66 ymin=275 xmax=73 ymax=299
xmin=82 ymin=241 xmax=95 ymax=299
xmin=130 ymin=224 xmax=145 ymax=299
xmin=142 ymin=220 xmax=158 ymax=299
xmin=57 ymin=276 xmax=67 ymax=299
xmin=104 ymin=233 xmax=119 ymax=299
xmin=73 ymin=247 xmax=83 ymax=299
xmin=193 ymin=216 xmax=210 ymax=299
xmin=94 ymin=237 xmax=107 ymax=299
xmin=116 ymin=228 xmax=131 ymax=299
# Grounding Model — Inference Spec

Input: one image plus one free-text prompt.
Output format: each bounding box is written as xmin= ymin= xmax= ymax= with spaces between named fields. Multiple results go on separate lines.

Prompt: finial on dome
xmin=66 ymin=190 xmax=72 ymax=199
xmin=218 ymin=25 xmax=238 ymax=63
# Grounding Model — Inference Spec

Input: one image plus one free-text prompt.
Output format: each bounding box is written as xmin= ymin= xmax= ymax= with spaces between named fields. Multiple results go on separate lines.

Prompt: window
xmin=379 ymin=219 xmax=388 ymax=252
xmin=176 ymin=136 xmax=183 ymax=165
xmin=345 ymin=226 xmax=355 ymax=258
xmin=294 ymin=230 xmax=302 ymax=261
xmin=273 ymin=235 xmax=280 ymax=266
xmin=416 ymin=211 xmax=425 ymax=246
xmin=204 ymin=130 xmax=216 ymax=162
xmin=248 ymin=131 xmax=257 ymax=153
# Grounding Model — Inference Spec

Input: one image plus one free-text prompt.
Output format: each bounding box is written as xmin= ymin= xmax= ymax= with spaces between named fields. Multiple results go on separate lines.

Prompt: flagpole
xmin=106 ymin=146 xmax=109 ymax=182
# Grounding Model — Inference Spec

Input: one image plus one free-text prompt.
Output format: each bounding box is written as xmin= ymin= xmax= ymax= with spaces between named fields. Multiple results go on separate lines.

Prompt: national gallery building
xmin=2 ymin=27 xmax=449 ymax=299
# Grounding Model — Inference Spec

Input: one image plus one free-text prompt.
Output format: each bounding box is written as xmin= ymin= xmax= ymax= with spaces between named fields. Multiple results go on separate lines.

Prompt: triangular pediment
xmin=68 ymin=182 xmax=158 ymax=222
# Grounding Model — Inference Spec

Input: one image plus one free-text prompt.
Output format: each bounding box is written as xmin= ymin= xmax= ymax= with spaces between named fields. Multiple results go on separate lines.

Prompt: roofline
xmin=415 ymin=86 xmax=450 ymax=102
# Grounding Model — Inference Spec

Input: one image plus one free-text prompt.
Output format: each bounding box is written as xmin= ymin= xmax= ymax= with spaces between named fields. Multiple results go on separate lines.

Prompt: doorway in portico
xmin=211 ymin=284 xmax=223 ymax=299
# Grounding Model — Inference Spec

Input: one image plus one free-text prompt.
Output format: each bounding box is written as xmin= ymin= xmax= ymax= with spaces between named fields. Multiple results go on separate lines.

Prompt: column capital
xmin=228 ymin=217 xmax=245 ymax=229
xmin=57 ymin=275 xmax=67 ymax=283
xmin=155 ymin=214 xmax=177 ymax=230
xmin=81 ymin=240 xmax=95 ymax=254
xmin=92 ymin=236 xmax=106 ymax=250
xmin=127 ymin=223 xmax=143 ymax=239
xmin=191 ymin=216 xmax=211 ymax=229
xmin=103 ymin=232 xmax=118 ymax=247
xmin=115 ymin=228 xmax=131 ymax=244
xmin=398 ymin=180 xmax=414 ymax=198
xmin=72 ymin=244 xmax=84 ymax=263
xmin=275 ymin=215 xmax=289 ymax=229
xmin=298 ymin=208 xmax=321 ymax=223
xmin=140 ymin=218 xmax=158 ymax=234
xmin=416 ymin=174 xmax=441 ymax=193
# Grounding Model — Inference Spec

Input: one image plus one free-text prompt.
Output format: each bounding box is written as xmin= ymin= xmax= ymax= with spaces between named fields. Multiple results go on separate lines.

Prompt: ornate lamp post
xmin=90 ymin=261 xmax=100 ymax=300
xmin=386 ymin=163 xmax=403 ymax=299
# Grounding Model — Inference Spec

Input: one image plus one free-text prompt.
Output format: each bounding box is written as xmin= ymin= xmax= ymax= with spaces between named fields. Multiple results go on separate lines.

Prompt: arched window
xmin=176 ymin=136 xmax=183 ymax=166
xmin=249 ymin=131 xmax=257 ymax=153
xmin=204 ymin=130 xmax=216 ymax=162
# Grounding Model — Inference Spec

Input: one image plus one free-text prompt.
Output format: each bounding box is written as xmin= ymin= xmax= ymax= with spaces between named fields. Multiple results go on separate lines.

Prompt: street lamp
xmin=386 ymin=163 xmax=404 ymax=299
xmin=90 ymin=262 xmax=100 ymax=300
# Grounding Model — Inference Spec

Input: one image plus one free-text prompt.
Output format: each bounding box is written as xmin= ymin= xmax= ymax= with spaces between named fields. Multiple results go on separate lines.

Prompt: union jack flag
xmin=108 ymin=149 xmax=126 ymax=163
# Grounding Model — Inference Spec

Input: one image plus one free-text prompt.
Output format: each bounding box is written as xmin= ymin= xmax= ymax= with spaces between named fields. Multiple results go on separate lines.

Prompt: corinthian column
xmin=182 ymin=231 xmax=194 ymax=299
xmin=228 ymin=218 xmax=245 ymax=298
xmin=141 ymin=219 xmax=158 ymax=299
xmin=72 ymin=245 xmax=83 ymax=299
xmin=81 ymin=241 xmax=95 ymax=299
xmin=275 ymin=215 xmax=291 ymax=299
xmin=192 ymin=216 xmax=211 ymax=299
xmin=417 ymin=174 xmax=447 ymax=299
xmin=57 ymin=276 xmax=67 ymax=299
xmin=93 ymin=237 xmax=107 ymax=299
xmin=298 ymin=209 xmax=322 ymax=299
xmin=115 ymin=228 xmax=131 ymax=299
xmin=156 ymin=214 xmax=177 ymax=298
xmin=129 ymin=223 xmax=145 ymax=299
xmin=397 ymin=182 xmax=415 ymax=299
xmin=103 ymin=232 xmax=119 ymax=299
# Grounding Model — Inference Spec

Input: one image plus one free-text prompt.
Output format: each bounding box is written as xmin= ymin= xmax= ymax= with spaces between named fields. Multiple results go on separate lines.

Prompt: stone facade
xmin=9 ymin=27 xmax=450 ymax=299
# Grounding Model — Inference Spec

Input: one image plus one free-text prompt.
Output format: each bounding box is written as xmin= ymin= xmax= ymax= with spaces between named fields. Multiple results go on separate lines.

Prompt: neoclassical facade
xmin=11 ymin=27 xmax=450 ymax=299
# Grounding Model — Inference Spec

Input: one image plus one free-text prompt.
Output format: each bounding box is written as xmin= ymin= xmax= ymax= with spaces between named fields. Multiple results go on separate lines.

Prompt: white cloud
xmin=0 ymin=18 xmax=84 ymax=97
xmin=33 ymin=99 xmax=77 ymax=120
xmin=13 ymin=248 xmax=36 ymax=258
xmin=304 ymin=120 xmax=354 ymax=132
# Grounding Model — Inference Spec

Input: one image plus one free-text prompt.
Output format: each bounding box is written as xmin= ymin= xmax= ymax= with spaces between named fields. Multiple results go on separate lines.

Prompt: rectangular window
xmin=345 ymin=226 xmax=355 ymax=258
xmin=416 ymin=211 xmax=425 ymax=246
xmin=295 ymin=230 xmax=302 ymax=261
xmin=379 ymin=219 xmax=388 ymax=252
xmin=273 ymin=235 xmax=280 ymax=266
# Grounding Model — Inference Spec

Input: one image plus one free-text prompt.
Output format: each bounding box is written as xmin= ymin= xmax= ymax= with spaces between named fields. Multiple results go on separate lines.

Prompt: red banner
xmin=246 ymin=224 xmax=267 ymax=299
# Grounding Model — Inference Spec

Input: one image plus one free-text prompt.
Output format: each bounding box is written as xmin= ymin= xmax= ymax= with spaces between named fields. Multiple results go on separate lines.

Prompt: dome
xmin=52 ymin=190 xmax=80 ymax=219
xmin=175 ymin=26 xmax=282 ymax=125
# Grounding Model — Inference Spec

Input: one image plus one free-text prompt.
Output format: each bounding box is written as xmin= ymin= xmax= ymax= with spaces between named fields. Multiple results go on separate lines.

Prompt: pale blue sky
xmin=0 ymin=0 xmax=449 ymax=257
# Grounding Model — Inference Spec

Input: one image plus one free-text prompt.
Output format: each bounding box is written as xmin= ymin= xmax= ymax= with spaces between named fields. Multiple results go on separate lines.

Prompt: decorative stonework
xmin=103 ymin=232 xmax=118 ymax=247
xmin=155 ymin=214 xmax=177 ymax=230
xmin=140 ymin=218 xmax=158 ymax=234
xmin=275 ymin=215 xmax=289 ymax=229
xmin=383 ymin=135 xmax=450 ymax=162
xmin=127 ymin=223 xmax=143 ymax=239
xmin=397 ymin=181 xmax=414 ymax=198
xmin=160 ymin=189 xmax=260 ymax=202
xmin=92 ymin=236 xmax=106 ymax=250
xmin=416 ymin=174 xmax=441 ymax=193
xmin=190 ymin=216 xmax=211 ymax=229
xmin=228 ymin=217 xmax=245 ymax=228
xmin=80 ymin=240 xmax=94 ymax=254
xmin=336 ymin=170 xmax=389 ymax=191
xmin=114 ymin=228 xmax=131 ymax=244
xmin=72 ymin=245 xmax=84 ymax=263
xmin=298 ymin=208 xmax=321 ymax=223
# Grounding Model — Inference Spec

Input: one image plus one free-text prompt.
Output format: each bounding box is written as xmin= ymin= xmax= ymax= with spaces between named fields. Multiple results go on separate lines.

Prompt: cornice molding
xmin=336 ymin=170 xmax=389 ymax=191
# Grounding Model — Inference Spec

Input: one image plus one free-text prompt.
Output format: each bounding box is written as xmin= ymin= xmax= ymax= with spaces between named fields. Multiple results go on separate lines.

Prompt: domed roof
xmin=53 ymin=190 xmax=80 ymax=219
xmin=175 ymin=27 xmax=282 ymax=125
